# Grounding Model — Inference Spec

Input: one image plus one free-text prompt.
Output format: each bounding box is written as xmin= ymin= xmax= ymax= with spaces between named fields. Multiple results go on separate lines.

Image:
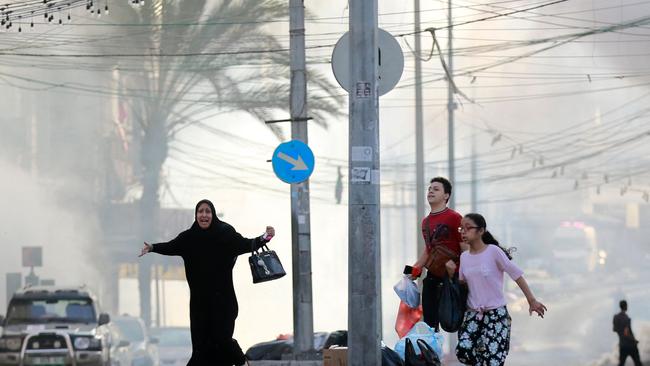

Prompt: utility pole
xmin=289 ymin=0 xmax=315 ymax=359
xmin=155 ymin=265 xmax=160 ymax=328
xmin=447 ymin=0 xmax=456 ymax=209
xmin=470 ymin=78 xmax=477 ymax=213
xmin=348 ymin=1 xmax=381 ymax=365
xmin=471 ymin=131 xmax=477 ymax=212
xmin=414 ymin=0 xmax=426 ymax=254
xmin=446 ymin=0 xmax=458 ymax=355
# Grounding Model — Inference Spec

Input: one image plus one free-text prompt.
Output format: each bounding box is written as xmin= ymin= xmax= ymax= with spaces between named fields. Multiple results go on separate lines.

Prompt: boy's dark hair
xmin=620 ymin=300 xmax=628 ymax=311
xmin=430 ymin=177 xmax=452 ymax=202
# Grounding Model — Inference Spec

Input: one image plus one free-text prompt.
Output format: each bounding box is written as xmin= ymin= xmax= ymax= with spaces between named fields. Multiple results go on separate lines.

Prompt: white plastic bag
xmin=394 ymin=321 xmax=444 ymax=361
xmin=393 ymin=275 xmax=420 ymax=308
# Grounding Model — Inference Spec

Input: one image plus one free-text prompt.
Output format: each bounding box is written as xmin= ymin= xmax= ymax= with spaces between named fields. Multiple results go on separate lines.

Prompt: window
xmin=6 ymin=298 xmax=96 ymax=325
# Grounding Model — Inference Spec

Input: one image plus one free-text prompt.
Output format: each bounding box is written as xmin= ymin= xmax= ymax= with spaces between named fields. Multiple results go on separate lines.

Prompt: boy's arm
xmin=414 ymin=247 xmax=428 ymax=268
xmin=408 ymin=247 xmax=429 ymax=278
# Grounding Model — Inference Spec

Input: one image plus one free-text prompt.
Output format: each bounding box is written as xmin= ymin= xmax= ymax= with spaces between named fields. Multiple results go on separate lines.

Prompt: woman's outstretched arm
xmin=139 ymin=233 xmax=186 ymax=257
xmin=229 ymin=225 xmax=275 ymax=256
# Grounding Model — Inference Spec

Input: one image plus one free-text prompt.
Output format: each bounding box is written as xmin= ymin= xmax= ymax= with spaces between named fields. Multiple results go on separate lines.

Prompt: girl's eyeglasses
xmin=458 ymin=226 xmax=479 ymax=233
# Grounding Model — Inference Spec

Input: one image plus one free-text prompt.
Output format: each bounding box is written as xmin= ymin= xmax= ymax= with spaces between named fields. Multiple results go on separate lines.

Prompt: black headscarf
xmin=187 ymin=199 xmax=223 ymax=240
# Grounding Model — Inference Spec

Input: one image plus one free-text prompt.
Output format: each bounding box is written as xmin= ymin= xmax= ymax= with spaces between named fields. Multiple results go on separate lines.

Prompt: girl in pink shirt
xmin=447 ymin=213 xmax=546 ymax=366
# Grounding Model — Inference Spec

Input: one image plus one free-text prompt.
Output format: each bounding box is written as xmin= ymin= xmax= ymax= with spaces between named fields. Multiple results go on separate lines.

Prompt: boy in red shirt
xmin=409 ymin=177 xmax=465 ymax=331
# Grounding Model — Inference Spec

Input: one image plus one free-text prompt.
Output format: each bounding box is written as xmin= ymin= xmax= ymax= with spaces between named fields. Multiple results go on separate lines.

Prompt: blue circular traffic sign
xmin=272 ymin=140 xmax=315 ymax=184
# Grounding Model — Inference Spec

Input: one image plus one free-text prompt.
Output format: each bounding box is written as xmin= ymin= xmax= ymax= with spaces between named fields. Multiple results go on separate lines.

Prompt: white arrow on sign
xmin=277 ymin=152 xmax=308 ymax=170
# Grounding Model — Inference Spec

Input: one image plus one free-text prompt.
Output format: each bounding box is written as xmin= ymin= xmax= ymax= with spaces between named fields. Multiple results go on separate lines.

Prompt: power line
xmin=0 ymin=0 xmax=103 ymax=32
xmin=0 ymin=0 xmax=572 ymax=57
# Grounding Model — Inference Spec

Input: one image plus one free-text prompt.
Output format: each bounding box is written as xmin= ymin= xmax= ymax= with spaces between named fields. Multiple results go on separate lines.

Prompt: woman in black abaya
xmin=139 ymin=199 xmax=275 ymax=366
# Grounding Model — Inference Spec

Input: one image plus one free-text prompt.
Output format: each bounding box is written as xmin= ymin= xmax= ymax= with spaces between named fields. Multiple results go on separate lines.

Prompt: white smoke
xmin=0 ymin=159 xmax=103 ymax=314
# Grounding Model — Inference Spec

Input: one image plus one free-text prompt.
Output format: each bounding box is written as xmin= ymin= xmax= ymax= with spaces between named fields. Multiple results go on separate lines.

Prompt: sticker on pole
xmin=272 ymin=140 xmax=315 ymax=184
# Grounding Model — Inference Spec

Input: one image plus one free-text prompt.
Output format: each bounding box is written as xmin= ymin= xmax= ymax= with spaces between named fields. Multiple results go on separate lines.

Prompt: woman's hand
xmin=528 ymin=299 xmax=547 ymax=318
xmin=139 ymin=242 xmax=152 ymax=257
xmin=263 ymin=226 xmax=275 ymax=241
xmin=445 ymin=260 xmax=457 ymax=277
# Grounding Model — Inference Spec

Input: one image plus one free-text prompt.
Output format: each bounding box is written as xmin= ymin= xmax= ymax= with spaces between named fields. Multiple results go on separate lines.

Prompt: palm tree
xmin=104 ymin=0 xmax=343 ymax=325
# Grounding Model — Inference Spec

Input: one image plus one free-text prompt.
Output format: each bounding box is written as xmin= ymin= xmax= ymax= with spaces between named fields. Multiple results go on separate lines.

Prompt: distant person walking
xmin=447 ymin=213 xmax=546 ymax=366
xmin=613 ymin=300 xmax=643 ymax=366
xmin=139 ymin=199 xmax=275 ymax=366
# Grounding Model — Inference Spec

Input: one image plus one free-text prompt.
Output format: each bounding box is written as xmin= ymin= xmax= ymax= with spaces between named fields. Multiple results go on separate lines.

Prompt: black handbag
xmin=249 ymin=244 xmax=286 ymax=283
xmin=438 ymin=273 xmax=465 ymax=332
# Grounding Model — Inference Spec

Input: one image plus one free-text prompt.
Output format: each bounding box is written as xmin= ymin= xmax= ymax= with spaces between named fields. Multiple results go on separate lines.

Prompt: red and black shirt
xmin=421 ymin=207 xmax=463 ymax=257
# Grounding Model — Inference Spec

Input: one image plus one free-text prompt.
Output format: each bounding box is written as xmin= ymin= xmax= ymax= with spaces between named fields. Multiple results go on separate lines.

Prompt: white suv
xmin=0 ymin=286 xmax=112 ymax=366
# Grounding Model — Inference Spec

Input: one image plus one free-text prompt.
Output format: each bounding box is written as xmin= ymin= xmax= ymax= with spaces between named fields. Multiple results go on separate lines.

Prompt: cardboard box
xmin=323 ymin=347 xmax=347 ymax=366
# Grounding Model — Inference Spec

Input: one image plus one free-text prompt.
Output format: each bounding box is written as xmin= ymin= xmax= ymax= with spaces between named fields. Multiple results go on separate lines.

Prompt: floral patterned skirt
xmin=455 ymin=306 xmax=512 ymax=366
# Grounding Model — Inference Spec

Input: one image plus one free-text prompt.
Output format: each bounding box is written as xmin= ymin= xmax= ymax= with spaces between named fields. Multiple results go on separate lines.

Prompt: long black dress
xmin=152 ymin=216 xmax=266 ymax=366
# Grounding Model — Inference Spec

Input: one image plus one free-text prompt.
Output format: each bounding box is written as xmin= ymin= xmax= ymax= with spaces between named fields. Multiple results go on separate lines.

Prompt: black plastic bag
xmin=437 ymin=274 xmax=465 ymax=332
xmin=405 ymin=338 xmax=440 ymax=366
xmin=416 ymin=339 xmax=441 ymax=366
xmin=382 ymin=345 xmax=404 ymax=366
xmin=404 ymin=338 xmax=427 ymax=366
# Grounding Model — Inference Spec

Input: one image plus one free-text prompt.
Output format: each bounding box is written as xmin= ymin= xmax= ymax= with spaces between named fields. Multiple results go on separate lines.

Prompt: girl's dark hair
xmin=464 ymin=213 xmax=513 ymax=260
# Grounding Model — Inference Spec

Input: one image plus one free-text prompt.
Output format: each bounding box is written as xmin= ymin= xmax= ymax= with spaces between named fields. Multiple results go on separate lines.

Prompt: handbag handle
xmin=405 ymin=338 xmax=417 ymax=359
xmin=405 ymin=338 xmax=426 ymax=366
xmin=250 ymin=242 xmax=271 ymax=255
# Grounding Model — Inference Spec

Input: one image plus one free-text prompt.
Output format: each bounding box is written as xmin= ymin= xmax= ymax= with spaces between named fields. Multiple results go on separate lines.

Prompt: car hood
xmin=128 ymin=341 xmax=147 ymax=352
xmin=158 ymin=346 xmax=191 ymax=357
xmin=158 ymin=346 xmax=191 ymax=362
xmin=2 ymin=323 xmax=98 ymax=336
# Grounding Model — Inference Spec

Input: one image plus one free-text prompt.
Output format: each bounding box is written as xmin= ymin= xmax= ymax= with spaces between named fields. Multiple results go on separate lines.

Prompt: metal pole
xmin=289 ymin=0 xmax=315 ymax=358
xmin=471 ymin=131 xmax=477 ymax=212
xmin=414 ymin=0 xmax=426 ymax=255
xmin=161 ymin=270 xmax=166 ymax=327
xmin=348 ymin=1 xmax=381 ymax=365
xmin=447 ymin=0 xmax=458 ymax=354
xmin=155 ymin=264 xmax=160 ymax=328
xmin=447 ymin=0 xmax=456 ymax=209
xmin=471 ymin=79 xmax=477 ymax=213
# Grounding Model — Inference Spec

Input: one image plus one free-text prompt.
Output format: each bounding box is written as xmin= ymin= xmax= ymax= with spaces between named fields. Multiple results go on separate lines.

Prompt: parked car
xmin=111 ymin=315 xmax=159 ymax=366
xmin=107 ymin=323 xmax=133 ymax=366
xmin=245 ymin=338 xmax=293 ymax=361
xmin=0 ymin=285 xmax=112 ymax=366
xmin=150 ymin=327 xmax=192 ymax=366
xmin=245 ymin=331 xmax=347 ymax=361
